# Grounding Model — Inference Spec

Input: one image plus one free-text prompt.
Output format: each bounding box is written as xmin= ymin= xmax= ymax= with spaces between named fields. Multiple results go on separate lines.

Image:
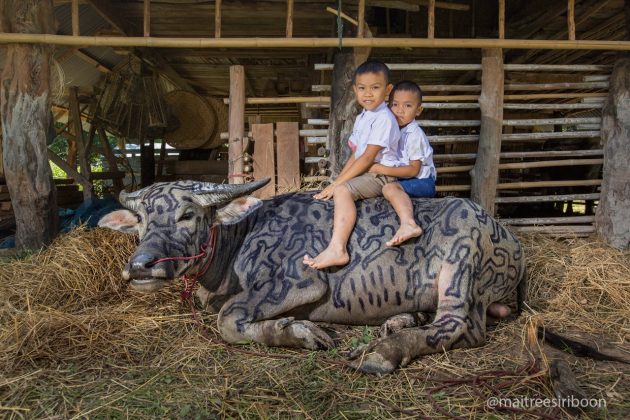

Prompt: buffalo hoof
xmin=277 ymin=319 xmax=335 ymax=350
xmin=348 ymin=334 xmax=412 ymax=374
xmin=379 ymin=313 xmax=417 ymax=337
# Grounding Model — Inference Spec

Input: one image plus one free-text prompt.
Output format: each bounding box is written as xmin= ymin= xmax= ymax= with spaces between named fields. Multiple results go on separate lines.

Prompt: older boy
xmin=303 ymin=61 xmax=402 ymax=269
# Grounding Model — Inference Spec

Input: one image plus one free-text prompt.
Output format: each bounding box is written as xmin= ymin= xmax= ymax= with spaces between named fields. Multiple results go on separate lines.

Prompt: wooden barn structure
xmin=0 ymin=0 xmax=629 ymax=250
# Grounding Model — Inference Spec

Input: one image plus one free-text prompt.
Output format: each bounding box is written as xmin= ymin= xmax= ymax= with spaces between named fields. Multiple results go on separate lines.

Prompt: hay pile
xmin=0 ymin=228 xmax=628 ymax=419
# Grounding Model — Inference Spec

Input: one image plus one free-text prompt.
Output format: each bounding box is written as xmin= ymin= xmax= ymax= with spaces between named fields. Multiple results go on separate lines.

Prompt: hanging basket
xmin=163 ymin=90 xmax=216 ymax=150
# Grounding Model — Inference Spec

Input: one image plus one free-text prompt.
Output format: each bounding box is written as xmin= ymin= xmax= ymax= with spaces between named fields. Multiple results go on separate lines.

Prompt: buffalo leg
xmin=217 ymin=276 xmax=333 ymax=350
xmin=350 ymin=261 xmax=487 ymax=374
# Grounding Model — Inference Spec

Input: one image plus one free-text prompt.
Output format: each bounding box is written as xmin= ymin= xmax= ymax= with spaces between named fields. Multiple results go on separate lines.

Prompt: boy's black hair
xmin=389 ymin=80 xmax=423 ymax=105
xmin=353 ymin=61 xmax=390 ymax=84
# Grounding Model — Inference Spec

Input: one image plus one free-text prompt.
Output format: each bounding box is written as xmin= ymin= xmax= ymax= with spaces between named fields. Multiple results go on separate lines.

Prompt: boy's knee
xmin=333 ymin=183 xmax=352 ymax=197
xmin=383 ymin=182 xmax=402 ymax=197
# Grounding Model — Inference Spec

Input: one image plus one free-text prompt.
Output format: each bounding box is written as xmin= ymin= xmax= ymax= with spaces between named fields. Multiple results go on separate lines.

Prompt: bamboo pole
xmin=228 ymin=65 xmax=245 ymax=184
xmin=438 ymin=179 xmax=601 ymax=192
xmin=503 ymin=117 xmax=600 ymax=126
xmin=72 ymin=0 xmax=79 ymax=36
xmin=3 ymin=34 xmax=630 ymax=51
xmin=144 ymin=0 xmax=150 ymax=37
xmin=315 ymin=63 xmax=610 ymax=71
xmin=286 ymin=0 xmax=294 ymax=38
xmin=358 ymin=0 xmax=366 ymax=37
xmin=568 ymin=0 xmax=576 ymax=41
xmin=434 ymin=149 xmax=603 ymax=161
xmin=495 ymin=193 xmax=600 ymax=203
xmin=508 ymin=225 xmax=595 ymax=234
xmin=428 ymin=0 xmax=435 ymax=39
xmin=500 ymin=215 xmax=595 ymax=225
xmin=312 ymin=81 xmax=608 ymax=92
xmin=215 ymin=0 xmax=222 ymax=38
xmin=438 ymin=158 xmax=603 ymax=173
xmin=325 ymin=7 xmax=359 ymax=26
xmin=498 ymin=0 xmax=505 ymax=39
xmin=503 ymin=103 xmax=604 ymax=110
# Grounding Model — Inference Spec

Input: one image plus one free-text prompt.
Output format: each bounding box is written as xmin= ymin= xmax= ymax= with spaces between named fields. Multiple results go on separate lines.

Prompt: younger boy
xmin=369 ymin=81 xmax=436 ymax=246
xmin=303 ymin=61 xmax=402 ymax=269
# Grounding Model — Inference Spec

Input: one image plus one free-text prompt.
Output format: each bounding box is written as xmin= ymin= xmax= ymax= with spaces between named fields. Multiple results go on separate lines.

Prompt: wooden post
xmin=276 ymin=122 xmax=300 ymax=192
xmin=568 ymin=0 xmax=576 ymax=40
xmin=251 ymin=123 xmax=275 ymax=198
xmin=214 ymin=0 xmax=221 ymax=38
xmin=470 ymin=48 xmax=504 ymax=215
xmin=596 ymin=57 xmax=630 ymax=249
xmin=69 ymin=86 xmax=93 ymax=199
xmin=428 ymin=0 xmax=436 ymax=38
xmin=72 ymin=0 xmax=79 ymax=36
xmin=0 ymin=0 xmax=58 ymax=249
xmin=228 ymin=65 xmax=245 ymax=184
xmin=328 ymin=50 xmax=359 ymax=177
xmin=286 ymin=0 xmax=294 ymax=38
xmin=140 ymin=139 xmax=155 ymax=187
xmin=144 ymin=0 xmax=150 ymax=37
xmin=498 ymin=0 xmax=505 ymax=39
xmin=358 ymin=0 xmax=366 ymax=37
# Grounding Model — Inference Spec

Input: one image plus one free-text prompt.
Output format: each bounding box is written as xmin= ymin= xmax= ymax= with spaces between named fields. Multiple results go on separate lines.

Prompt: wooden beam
xmin=358 ymin=0 xmax=366 ymax=37
xmin=427 ymin=0 xmax=435 ymax=39
xmin=215 ymin=0 xmax=221 ymax=38
xmin=286 ymin=0 xmax=294 ymax=38
xmin=74 ymin=49 xmax=111 ymax=72
xmin=4 ymin=34 xmax=630 ymax=50
xmin=72 ymin=0 xmax=79 ymax=36
xmin=228 ymin=65 xmax=245 ymax=184
xmin=251 ymin=124 xmax=275 ymax=198
xmin=85 ymin=0 xmax=129 ymax=34
xmin=471 ymin=48 xmax=504 ymax=215
xmin=143 ymin=0 xmax=150 ymax=37
xmin=568 ymin=0 xmax=576 ymax=41
xmin=499 ymin=0 xmax=505 ymax=39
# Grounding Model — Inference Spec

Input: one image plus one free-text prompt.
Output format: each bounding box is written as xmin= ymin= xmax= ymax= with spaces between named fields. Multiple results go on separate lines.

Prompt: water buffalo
xmin=98 ymin=179 xmax=526 ymax=373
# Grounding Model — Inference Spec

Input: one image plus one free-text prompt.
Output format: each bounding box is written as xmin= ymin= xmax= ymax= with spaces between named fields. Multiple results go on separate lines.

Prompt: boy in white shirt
xmin=303 ymin=61 xmax=402 ymax=269
xmin=369 ymin=81 xmax=436 ymax=246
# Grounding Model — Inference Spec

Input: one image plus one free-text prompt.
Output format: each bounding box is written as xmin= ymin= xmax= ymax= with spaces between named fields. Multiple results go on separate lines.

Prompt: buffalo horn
xmin=192 ymin=178 xmax=271 ymax=207
xmin=118 ymin=188 xmax=146 ymax=212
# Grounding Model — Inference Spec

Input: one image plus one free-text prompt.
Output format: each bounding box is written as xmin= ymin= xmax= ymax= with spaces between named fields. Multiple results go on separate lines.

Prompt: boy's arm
xmin=314 ymin=145 xmax=383 ymax=200
xmin=369 ymin=160 xmax=421 ymax=178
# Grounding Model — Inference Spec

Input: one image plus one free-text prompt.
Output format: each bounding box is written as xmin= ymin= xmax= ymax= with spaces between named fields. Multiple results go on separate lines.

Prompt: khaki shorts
xmin=343 ymin=173 xmax=397 ymax=200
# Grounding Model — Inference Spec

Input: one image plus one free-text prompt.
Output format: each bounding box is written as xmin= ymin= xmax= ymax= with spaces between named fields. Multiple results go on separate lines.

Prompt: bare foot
xmin=303 ymin=246 xmax=349 ymax=269
xmin=386 ymin=223 xmax=423 ymax=247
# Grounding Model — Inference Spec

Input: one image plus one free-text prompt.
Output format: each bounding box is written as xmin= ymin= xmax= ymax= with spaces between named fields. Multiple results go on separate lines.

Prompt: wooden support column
xmin=252 ymin=123 xmax=275 ymax=198
xmin=596 ymin=57 xmax=630 ymax=249
xmin=329 ymin=50 xmax=360 ymax=177
xmin=568 ymin=0 xmax=576 ymax=40
xmin=428 ymin=0 xmax=436 ymax=38
xmin=470 ymin=48 xmax=504 ymax=215
xmin=228 ymin=65 xmax=245 ymax=184
xmin=498 ymin=0 xmax=505 ymax=39
xmin=214 ymin=0 xmax=221 ymax=38
xmin=286 ymin=0 xmax=294 ymax=38
xmin=358 ymin=0 xmax=366 ymax=37
xmin=144 ymin=0 xmax=150 ymax=37
xmin=97 ymin=126 xmax=124 ymax=194
xmin=69 ymin=86 xmax=93 ymax=199
xmin=72 ymin=0 xmax=79 ymax=36
xmin=140 ymin=140 xmax=155 ymax=187
xmin=0 ymin=0 xmax=58 ymax=249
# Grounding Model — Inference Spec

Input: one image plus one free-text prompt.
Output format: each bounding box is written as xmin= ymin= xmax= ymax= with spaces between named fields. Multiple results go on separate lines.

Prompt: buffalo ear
xmin=216 ymin=196 xmax=262 ymax=225
xmin=98 ymin=209 xmax=140 ymax=234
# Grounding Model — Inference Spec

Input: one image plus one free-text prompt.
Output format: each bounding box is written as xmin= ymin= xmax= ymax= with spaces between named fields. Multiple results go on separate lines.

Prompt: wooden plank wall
xmin=252 ymin=123 xmax=276 ymax=198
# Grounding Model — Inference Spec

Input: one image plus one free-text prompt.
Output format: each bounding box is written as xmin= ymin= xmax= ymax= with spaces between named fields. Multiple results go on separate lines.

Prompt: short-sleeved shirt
xmin=348 ymin=102 xmax=402 ymax=167
xmin=399 ymin=120 xmax=436 ymax=180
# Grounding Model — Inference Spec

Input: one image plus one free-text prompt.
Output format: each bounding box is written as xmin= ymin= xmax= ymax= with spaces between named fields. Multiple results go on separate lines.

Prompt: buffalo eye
xmin=179 ymin=211 xmax=195 ymax=222
xmin=135 ymin=213 xmax=142 ymax=223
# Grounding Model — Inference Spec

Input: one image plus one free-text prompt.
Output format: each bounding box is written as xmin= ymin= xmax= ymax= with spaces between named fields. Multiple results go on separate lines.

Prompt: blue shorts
xmin=398 ymin=177 xmax=436 ymax=198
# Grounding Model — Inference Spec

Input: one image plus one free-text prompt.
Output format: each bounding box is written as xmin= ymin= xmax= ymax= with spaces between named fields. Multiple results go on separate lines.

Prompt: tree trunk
xmin=595 ymin=57 xmax=630 ymax=250
xmin=0 ymin=0 xmax=58 ymax=249
xmin=470 ymin=48 xmax=504 ymax=215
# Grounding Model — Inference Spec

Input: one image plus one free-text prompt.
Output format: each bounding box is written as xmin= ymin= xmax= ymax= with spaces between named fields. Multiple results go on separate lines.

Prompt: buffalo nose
xmin=129 ymin=253 xmax=158 ymax=272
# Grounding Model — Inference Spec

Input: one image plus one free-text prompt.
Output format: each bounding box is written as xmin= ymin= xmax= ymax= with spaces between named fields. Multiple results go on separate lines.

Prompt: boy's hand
xmin=369 ymin=163 xmax=384 ymax=174
xmin=314 ymin=183 xmax=336 ymax=200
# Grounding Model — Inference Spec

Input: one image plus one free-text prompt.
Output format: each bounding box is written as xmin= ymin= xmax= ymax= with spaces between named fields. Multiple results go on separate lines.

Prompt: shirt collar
xmin=363 ymin=102 xmax=388 ymax=115
xmin=402 ymin=120 xmax=419 ymax=134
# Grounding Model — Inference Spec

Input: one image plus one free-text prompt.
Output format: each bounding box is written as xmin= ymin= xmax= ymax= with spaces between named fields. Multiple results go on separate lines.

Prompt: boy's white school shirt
xmin=399 ymin=120 xmax=437 ymax=180
xmin=348 ymin=102 xmax=402 ymax=167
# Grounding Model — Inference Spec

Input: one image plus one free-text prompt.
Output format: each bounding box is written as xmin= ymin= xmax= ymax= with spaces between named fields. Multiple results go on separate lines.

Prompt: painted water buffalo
xmin=99 ymin=179 xmax=527 ymax=373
